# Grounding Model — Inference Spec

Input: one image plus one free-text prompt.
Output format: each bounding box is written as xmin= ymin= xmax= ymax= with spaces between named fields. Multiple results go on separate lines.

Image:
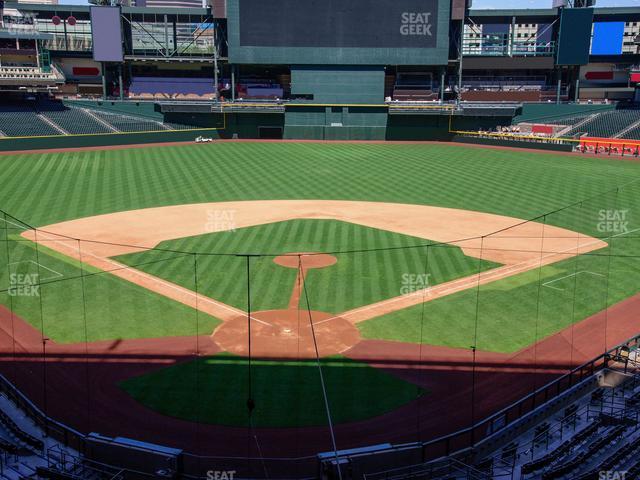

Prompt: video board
xmin=90 ymin=6 xmax=124 ymax=63
xmin=228 ymin=0 xmax=450 ymax=65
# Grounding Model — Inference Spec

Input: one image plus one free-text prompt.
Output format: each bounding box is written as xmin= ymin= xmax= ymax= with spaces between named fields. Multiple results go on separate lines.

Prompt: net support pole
xmin=300 ymin=262 xmax=343 ymax=480
xmin=470 ymin=235 xmax=485 ymax=446
xmin=456 ymin=18 xmax=464 ymax=106
xmin=118 ymin=65 xmax=124 ymax=101
xmin=101 ymin=62 xmax=107 ymax=100
xmin=232 ymin=65 xmax=236 ymax=101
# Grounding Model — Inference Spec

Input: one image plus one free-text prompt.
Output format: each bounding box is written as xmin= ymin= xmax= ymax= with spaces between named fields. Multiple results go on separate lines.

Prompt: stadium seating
xmin=0 ymin=65 xmax=65 ymax=84
xmin=0 ymin=105 xmax=61 ymax=137
xmin=380 ymin=361 xmax=640 ymax=480
xmin=620 ymin=124 xmax=640 ymax=140
xmin=517 ymin=108 xmax=640 ymax=141
xmin=129 ymin=76 xmax=215 ymax=98
xmin=514 ymin=374 xmax=640 ymax=480
xmin=568 ymin=109 xmax=640 ymax=138
xmin=39 ymin=105 xmax=112 ymax=135
xmin=86 ymin=110 xmax=168 ymax=132
xmin=0 ymin=405 xmax=44 ymax=451
xmin=540 ymin=113 xmax=594 ymax=126
xmin=0 ymin=99 xmax=201 ymax=137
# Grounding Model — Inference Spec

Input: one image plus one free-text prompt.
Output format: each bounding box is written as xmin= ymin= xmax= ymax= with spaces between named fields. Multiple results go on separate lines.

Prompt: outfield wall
xmin=452 ymin=135 xmax=575 ymax=152
xmin=0 ymin=110 xmax=517 ymax=150
xmin=0 ymin=129 xmax=219 ymax=152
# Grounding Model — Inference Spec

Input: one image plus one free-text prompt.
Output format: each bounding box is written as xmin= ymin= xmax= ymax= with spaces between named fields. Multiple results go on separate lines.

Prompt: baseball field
xmin=0 ymin=141 xmax=639 ymax=466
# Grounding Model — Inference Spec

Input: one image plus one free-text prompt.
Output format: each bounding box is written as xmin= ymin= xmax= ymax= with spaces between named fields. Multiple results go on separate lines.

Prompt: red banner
xmin=579 ymin=136 xmax=640 ymax=155
xmin=585 ymin=71 xmax=613 ymax=80
xmin=532 ymin=124 xmax=554 ymax=135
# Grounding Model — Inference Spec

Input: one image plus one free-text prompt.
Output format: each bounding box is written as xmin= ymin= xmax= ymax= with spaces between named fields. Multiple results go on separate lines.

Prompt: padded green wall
xmin=291 ymin=66 xmax=384 ymax=104
xmin=284 ymin=105 xmax=387 ymax=140
xmin=0 ymin=129 xmax=217 ymax=152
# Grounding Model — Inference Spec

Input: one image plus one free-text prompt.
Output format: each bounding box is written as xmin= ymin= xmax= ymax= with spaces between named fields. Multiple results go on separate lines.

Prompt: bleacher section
xmin=358 ymin=344 xmax=640 ymax=480
xmin=540 ymin=113 xmax=594 ymax=126
xmin=460 ymin=76 xmax=568 ymax=102
xmin=509 ymin=377 xmax=640 ymax=480
xmin=86 ymin=109 xmax=168 ymax=132
xmin=0 ymin=105 xmax=61 ymax=137
xmin=39 ymin=103 xmax=112 ymax=135
xmin=621 ymin=124 xmax=640 ymax=140
xmin=129 ymin=76 xmax=215 ymax=99
xmin=0 ymin=390 xmax=119 ymax=480
xmin=514 ymin=106 xmax=640 ymax=141
xmin=0 ymin=65 xmax=65 ymax=87
xmin=0 ymin=100 xmax=199 ymax=137
xmin=568 ymin=108 xmax=640 ymax=138
xmin=490 ymin=368 xmax=640 ymax=480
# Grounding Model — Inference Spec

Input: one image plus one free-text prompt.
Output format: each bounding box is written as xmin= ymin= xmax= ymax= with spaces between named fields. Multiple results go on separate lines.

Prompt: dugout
xmin=85 ymin=433 xmax=183 ymax=478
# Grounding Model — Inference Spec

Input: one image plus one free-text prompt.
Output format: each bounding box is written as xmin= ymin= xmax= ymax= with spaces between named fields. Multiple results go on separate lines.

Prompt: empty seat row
xmin=0 ymin=107 xmax=60 ymax=137
xmin=569 ymin=109 xmax=640 ymax=138
xmin=41 ymin=108 xmax=111 ymax=135
xmin=0 ymin=100 xmax=204 ymax=136
xmin=0 ymin=408 xmax=43 ymax=451
xmin=521 ymin=417 xmax=602 ymax=475
xmin=620 ymin=124 xmax=640 ymax=140
xmin=86 ymin=110 xmax=167 ymax=133
xmin=541 ymin=425 xmax=626 ymax=480
xmin=540 ymin=113 xmax=594 ymax=126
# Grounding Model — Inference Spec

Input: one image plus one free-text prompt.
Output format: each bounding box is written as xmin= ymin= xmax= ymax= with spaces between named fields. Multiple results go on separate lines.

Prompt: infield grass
xmin=115 ymin=219 xmax=499 ymax=313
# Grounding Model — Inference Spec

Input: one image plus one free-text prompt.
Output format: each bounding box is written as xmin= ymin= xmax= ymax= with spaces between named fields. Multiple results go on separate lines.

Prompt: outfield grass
xmin=0 ymin=233 xmax=220 ymax=343
xmin=115 ymin=219 xmax=499 ymax=313
xmin=119 ymin=353 xmax=425 ymax=427
xmin=0 ymin=143 xmax=637 ymax=229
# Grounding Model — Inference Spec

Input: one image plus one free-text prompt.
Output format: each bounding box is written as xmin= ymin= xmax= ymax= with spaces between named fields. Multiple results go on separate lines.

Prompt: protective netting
xmin=0 ymin=180 xmax=639 ymax=478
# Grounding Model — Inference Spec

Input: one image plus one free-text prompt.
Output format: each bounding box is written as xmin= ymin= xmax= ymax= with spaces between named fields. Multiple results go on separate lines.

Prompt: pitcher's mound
xmin=212 ymin=309 xmax=360 ymax=358
xmin=273 ymin=253 xmax=337 ymax=269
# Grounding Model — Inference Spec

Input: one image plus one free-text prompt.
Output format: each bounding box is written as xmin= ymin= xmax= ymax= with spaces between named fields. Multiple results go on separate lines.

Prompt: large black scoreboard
xmin=228 ymin=0 xmax=451 ymax=65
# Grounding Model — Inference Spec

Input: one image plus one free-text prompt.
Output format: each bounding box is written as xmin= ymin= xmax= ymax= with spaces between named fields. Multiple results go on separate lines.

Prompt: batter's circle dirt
xmin=273 ymin=253 xmax=338 ymax=269
xmin=212 ymin=310 xmax=360 ymax=358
